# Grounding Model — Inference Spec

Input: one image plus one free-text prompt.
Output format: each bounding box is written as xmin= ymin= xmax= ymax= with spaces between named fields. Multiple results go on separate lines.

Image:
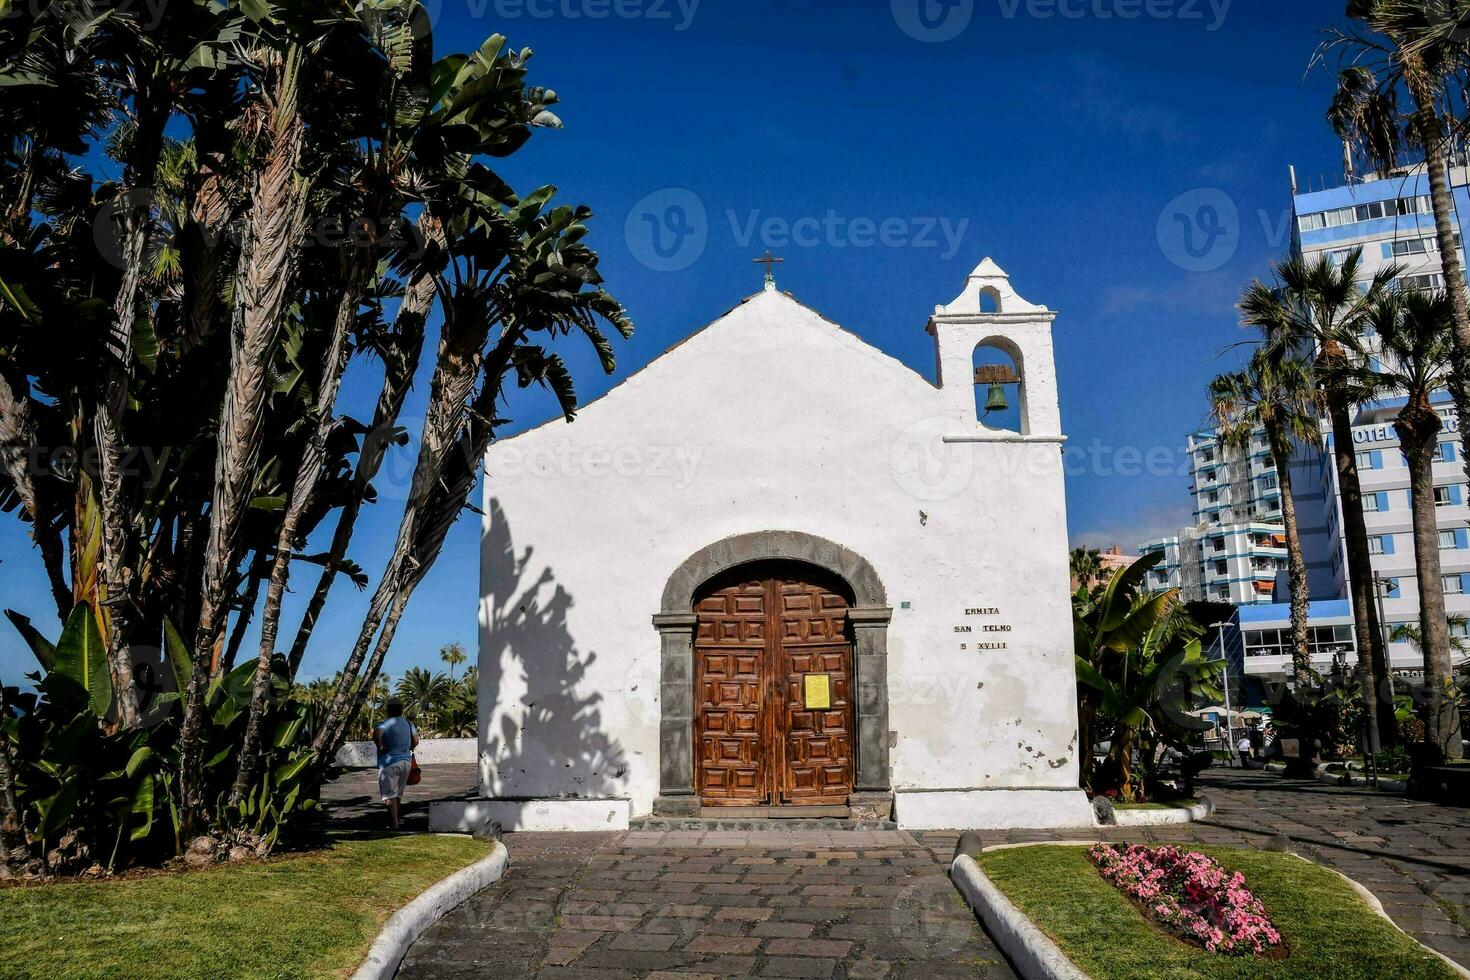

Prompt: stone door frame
xmin=652 ymin=531 xmax=893 ymax=818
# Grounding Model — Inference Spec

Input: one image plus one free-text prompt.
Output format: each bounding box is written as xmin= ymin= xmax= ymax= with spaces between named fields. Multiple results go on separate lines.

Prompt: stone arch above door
xmin=652 ymin=531 xmax=893 ymax=819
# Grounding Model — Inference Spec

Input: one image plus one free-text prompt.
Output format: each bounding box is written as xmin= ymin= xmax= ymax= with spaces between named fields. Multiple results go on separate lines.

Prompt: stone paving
xmin=320 ymin=765 xmax=1470 ymax=976
xmin=396 ymin=830 xmax=1014 ymax=979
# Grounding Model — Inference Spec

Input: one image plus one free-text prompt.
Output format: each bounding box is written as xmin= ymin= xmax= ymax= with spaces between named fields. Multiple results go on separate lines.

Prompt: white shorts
xmin=379 ymin=759 xmax=412 ymax=801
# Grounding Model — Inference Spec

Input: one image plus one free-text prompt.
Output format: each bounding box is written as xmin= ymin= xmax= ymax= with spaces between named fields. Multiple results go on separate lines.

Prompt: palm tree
xmin=1391 ymin=615 xmax=1470 ymax=659
xmin=394 ymin=667 xmax=450 ymax=726
xmin=440 ymin=642 xmax=468 ymax=682
xmin=1210 ymin=348 xmax=1323 ymax=688
xmin=431 ymin=676 xmax=477 ymax=738
xmin=1348 ymin=289 xmax=1463 ymax=758
xmin=1070 ymin=547 xmax=1103 ymax=591
xmin=1242 ymin=250 xmax=1400 ymax=749
xmin=1324 ymin=3 xmax=1470 ymax=495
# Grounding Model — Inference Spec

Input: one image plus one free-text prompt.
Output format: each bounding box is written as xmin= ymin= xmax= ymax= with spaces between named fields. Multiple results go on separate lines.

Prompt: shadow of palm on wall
xmin=480 ymin=498 xmax=626 ymax=800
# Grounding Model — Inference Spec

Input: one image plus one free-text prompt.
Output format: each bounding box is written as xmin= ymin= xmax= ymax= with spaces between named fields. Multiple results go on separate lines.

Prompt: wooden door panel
xmin=694 ymin=577 xmax=768 ymax=805
xmin=775 ymin=575 xmax=854 ymax=806
xmin=694 ymin=564 xmax=855 ymax=808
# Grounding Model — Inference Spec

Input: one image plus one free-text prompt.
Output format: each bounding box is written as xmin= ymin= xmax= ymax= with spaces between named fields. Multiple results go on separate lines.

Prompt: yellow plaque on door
xmin=804 ymin=674 xmax=831 ymax=709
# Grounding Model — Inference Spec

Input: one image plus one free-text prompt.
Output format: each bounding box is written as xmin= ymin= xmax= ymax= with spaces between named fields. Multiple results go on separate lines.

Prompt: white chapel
xmin=440 ymin=258 xmax=1093 ymax=832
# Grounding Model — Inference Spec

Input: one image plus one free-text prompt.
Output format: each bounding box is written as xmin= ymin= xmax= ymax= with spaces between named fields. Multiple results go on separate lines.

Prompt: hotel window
xmin=1453 ymin=621 xmax=1470 ymax=640
xmin=1445 ymin=575 xmax=1465 ymax=595
xmin=1214 ymin=561 xmax=1228 ymax=576
xmin=1435 ymin=485 xmax=1463 ymax=507
xmin=1401 ymin=272 xmax=1446 ymax=292
xmin=1392 ymin=238 xmax=1431 ymax=256
xmin=1369 ymin=535 xmax=1386 ymax=555
xmin=1261 ymin=474 xmax=1279 ymax=490
xmin=1357 ymin=450 xmax=1382 ymax=471
xmin=1208 ymin=491 xmax=1219 ymax=503
xmin=1364 ymin=492 xmax=1385 ymax=512
xmin=1441 ymin=530 xmax=1458 ymax=550
xmin=1211 ymin=537 xmax=1226 ymax=552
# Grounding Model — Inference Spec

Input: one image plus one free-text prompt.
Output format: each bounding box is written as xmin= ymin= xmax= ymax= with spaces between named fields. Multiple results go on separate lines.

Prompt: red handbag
xmin=407 ymin=756 xmax=422 ymax=786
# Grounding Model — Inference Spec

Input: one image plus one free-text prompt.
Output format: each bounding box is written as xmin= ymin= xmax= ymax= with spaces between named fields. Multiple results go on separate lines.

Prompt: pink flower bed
xmin=1088 ymin=843 xmax=1285 ymax=956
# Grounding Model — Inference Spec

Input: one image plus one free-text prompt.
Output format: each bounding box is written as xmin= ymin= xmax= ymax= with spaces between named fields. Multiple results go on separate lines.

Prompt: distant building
xmin=1292 ymin=162 xmax=1470 ymax=667
xmin=1097 ymin=546 xmax=1136 ymax=578
xmin=1143 ymin=160 xmax=1470 ymax=670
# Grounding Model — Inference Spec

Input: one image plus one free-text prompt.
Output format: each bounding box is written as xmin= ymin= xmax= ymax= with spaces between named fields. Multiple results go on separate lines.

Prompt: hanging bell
xmin=984 ymin=382 xmax=1010 ymax=415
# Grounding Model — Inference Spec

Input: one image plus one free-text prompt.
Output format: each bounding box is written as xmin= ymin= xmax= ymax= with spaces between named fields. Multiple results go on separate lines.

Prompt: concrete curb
xmin=1110 ymin=796 xmax=1214 ymax=827
xmin=1318 ymin=769 xmax=1409 ymax=794
xmin=949 ymin=853 xmax=1090 ymax=980
xmin=351 ymin=839 xmax=509 ymax=980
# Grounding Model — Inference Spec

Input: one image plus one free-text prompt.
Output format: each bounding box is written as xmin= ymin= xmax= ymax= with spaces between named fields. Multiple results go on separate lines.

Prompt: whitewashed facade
xmin=445 ymin=260 xmax=1091 ymax=832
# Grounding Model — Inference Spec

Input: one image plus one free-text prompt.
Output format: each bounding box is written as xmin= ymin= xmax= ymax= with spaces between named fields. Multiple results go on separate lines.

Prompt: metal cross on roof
xmin=754 ymin=249 xmax=784 ymax=289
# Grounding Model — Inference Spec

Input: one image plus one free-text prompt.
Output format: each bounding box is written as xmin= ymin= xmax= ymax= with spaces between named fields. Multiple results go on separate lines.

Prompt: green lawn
xmin=974 ymin=845 xmax=1456 ymax=980
xmin=0 ymin=834 xmax=494 ymax=980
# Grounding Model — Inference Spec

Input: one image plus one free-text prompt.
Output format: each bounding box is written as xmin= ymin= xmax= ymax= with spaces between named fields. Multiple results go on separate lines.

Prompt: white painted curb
xmin=950 ymin=853 xmax=1089 ymax=980
xmin=1110 ymin=796 xmax=1213 ymax=827
xmin=351 ymin=839 xmax=509 ymax=980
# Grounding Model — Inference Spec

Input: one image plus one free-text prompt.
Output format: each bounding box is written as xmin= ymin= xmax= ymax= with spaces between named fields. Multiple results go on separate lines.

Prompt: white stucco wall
xmin=476 ymin=260 xmax=1088 ymax=828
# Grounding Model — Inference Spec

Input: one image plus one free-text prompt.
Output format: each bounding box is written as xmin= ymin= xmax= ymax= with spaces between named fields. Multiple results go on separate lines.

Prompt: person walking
xmin=373 ymin=698 xmax=418 ymax=830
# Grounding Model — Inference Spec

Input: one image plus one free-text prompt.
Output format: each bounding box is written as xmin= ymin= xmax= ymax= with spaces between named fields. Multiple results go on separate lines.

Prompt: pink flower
xmin=1087 ymin=844 xmax=1283 ymax=956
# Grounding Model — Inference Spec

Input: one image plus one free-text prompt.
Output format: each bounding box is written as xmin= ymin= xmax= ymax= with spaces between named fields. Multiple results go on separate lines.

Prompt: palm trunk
xmin=221 ymin=560 xmax=266 ymax=675
xmin=1077 ymin=699 xmax=1096 ymax=793
xmin=0 ymin=678 xmax=26 ymax=877
xmin=1326 ymin=390 xmax=1396 ymax=749
xmin=182 ymin=165 xmax=232 ymax=350
xmin=1406 ymin=80 xmax=1470 ymax=510
xmin=93 ymin=105 xmax=164 ymax=731
xmin=231 ymin=259 xmax=369 ymax=803
xmin=1267 ymin=422 xmax=1312 ymax=687
xmin=1396 ymin=402 xmax=1463 ymax=759
xmin=310 ymin=290 xmax=492 ymax=755
xmin=286 ymin=248 xmax=434 ymax=678
xmin=1108 ymin=726 xmax=1137 ymax=803
xmin=0 ymin=368 xmax=70 ymax=620
xmin=179 ymin=47 xmax=307 ymax=832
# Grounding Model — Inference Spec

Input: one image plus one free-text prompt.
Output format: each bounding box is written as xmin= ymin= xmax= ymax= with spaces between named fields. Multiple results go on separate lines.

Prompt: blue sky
xmin=0 ymin=0 xmax=1356 ymax=684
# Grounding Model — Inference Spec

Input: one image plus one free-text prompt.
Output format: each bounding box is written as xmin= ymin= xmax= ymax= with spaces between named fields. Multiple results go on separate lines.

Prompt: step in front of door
xmin=628 ymin=814 xmax=898 ymax=832
xmin=699 ymin=805 xmax=850 ymax=819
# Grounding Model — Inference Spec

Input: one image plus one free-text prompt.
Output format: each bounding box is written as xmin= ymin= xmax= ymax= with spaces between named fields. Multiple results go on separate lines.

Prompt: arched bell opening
xmin=973 ymin=339 xmax=1026 ymax=434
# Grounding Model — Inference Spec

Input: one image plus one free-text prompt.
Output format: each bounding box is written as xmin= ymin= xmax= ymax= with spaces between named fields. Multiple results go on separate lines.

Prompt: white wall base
xmin=895 ymin=788 xmax=1095 ymax=830
xmin=430 ymin=797 xmax=632 ymax=833
xmin=335 ymin=738 xmax=478 ymax=768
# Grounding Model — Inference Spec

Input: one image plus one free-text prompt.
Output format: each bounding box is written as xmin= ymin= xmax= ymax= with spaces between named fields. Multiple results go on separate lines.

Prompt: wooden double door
xmin=693 ymin=562 xmax=855 ymax=807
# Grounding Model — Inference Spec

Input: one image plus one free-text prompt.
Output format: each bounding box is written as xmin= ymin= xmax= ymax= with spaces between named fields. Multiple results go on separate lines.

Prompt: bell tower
xmin=927 ymin=258 xmax=1061 ymax=439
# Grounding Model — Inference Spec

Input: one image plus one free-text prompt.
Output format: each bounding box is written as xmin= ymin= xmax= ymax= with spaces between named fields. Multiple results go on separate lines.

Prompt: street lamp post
xmin=1368 ymin=572 xmax=1397 ymax=759
xmin=1209 ymin=621 xmax=1237 ymax=765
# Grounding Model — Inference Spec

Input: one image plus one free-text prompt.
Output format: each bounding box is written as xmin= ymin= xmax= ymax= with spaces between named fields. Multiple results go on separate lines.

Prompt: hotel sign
xmin=1354 ymin=414 xmax=1459 ymax=446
